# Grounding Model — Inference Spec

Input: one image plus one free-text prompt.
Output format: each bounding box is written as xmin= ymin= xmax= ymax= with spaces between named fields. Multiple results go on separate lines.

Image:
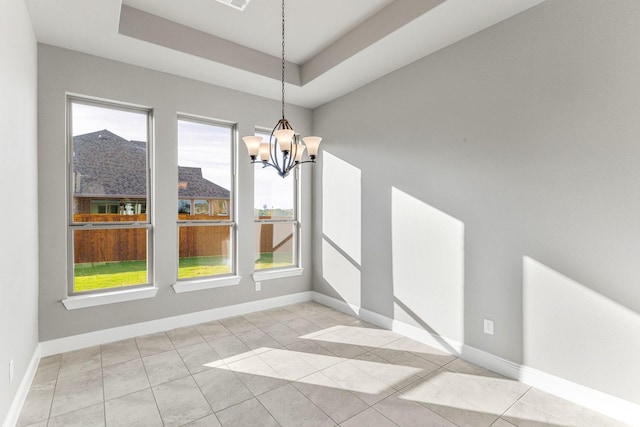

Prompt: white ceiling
xmin=25 ymin=0 xmax=545 ymax=108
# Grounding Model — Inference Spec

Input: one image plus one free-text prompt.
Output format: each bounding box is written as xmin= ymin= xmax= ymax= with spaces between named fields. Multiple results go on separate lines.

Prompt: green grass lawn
xmin=74 ymin=260 xmax=147 ymax=292
xmin=254 ymin=252 xmax=293 ymax=270
xmin=74 ymin=253 xmax=294 ymax=292
xmin=178 ymin=255 xmax=231 ymax=279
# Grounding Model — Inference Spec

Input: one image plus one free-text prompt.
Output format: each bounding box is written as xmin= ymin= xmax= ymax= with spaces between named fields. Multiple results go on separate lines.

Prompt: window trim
xmin=252 ymin=267 xmax=303 ymax=282
xmin=62 ymin=286 xmax=158 ymax=310
xmin=172 ymin=274 xmax=242 ymax=293
xmin=175 ymin=114 xmax=238 ymax=286
xmin=66 ymin=95 xmax=154 ymax=297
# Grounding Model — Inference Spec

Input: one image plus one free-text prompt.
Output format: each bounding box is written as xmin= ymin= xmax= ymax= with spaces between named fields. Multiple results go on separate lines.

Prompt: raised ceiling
xmin=124 ymin=0 xmax=395 ymax=65
xmin=25 ymin=0 xmax=545 ymax=108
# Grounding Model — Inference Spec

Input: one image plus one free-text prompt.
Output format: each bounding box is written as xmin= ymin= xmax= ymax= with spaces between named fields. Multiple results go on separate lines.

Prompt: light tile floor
xmin=18 ymin=301 xmax=629 ymax=427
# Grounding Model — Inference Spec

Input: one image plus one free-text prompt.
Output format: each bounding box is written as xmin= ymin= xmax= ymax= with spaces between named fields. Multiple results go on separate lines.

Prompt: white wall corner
xmin=311 ymin=290 xmax=360 ymax=316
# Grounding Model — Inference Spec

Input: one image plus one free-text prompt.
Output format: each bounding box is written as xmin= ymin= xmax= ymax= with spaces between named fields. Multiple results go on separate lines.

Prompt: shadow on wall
xmin=317 ymin=151 xmax=640 ymax=417
xmin=321 ymin=152 xmax=362 ymax=310
xmin=391 ymin=187 xmax=465 ymax=344
xmin=523 ymin=256 xmax=640 ymax=406
xmin=319 ymin=152 xmax=466 ymax=349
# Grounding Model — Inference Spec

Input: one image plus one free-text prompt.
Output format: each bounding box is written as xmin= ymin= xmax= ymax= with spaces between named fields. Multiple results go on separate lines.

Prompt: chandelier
xmin=242 ymin=0 xmax=321 ymax=178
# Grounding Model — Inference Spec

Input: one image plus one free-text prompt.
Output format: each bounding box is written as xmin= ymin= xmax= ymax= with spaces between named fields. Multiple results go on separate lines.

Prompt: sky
xmin=72 ymin=102 xmax=294 ymax=210
xmin=178 ymin=119 xmax=231 ymax=191
xmin=72 ymin=102 xmax=147 ymax=141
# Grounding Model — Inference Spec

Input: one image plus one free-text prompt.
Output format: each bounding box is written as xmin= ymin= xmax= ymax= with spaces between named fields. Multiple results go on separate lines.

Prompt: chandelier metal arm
xmin=249 ymin=158 xmax=296 ymax=178
xmin=269 ymin=134 xmax=281 ymax=172
xmin=292 ymin=159 xmax=316 ymax=165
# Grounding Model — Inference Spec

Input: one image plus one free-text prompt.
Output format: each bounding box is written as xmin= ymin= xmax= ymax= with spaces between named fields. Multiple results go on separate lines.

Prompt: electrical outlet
xmin=255 ymin=281 xmax=261 ymax=291
xmin=483 ymin=319 xmax=494 ymax=335
xmin=9 ymin=360 xmax=14 ymax=383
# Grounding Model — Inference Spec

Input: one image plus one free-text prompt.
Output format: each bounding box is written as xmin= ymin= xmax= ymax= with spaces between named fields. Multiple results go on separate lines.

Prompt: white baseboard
xmin=3 ymin=344 xmax=41 ymax=427
xmin=40 ymin=291 xmax=313 ymax=356
xmin=311 ymin=291 xmax=640 ymax=426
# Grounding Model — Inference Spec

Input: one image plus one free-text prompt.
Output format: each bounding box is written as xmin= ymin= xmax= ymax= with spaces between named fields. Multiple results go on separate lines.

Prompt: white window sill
xmin=253 ymin=267 xmax=304 ymax=282
xmin=62 ymin=286 xmax=158 ymax=310
xmin=172 ymin=275 xmax=242 ymax=293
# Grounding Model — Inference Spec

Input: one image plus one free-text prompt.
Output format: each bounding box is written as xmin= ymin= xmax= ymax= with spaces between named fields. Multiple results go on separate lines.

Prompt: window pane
xmin=178 ymin=200 xmax=191 ymax=215
xmin=178 ymin=119 xmax=232 ymax=221
xmin=71 ymin=102 xmax=148 ymax=223
xmin=254 ymin=165 xmax=294 ymax=219
xmin=254 ymin=222 xmax=296 ymax=269
xmin=179 ymin=225 xmax=232 ymax=279
xmin=73 ymin=228 xmax=148 ymax=292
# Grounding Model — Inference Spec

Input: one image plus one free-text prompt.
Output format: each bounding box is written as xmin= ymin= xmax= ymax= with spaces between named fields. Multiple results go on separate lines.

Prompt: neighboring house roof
xmin=73 ymin=129 xmax=230 ymax=200
xmin=178 ymin=166 xmax=229 ymax=199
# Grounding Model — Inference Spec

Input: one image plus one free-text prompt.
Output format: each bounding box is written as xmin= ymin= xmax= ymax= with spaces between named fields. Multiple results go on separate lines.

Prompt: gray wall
xmin=38 ymin=45 xmax=313 ymax=341
xmin=312 ymin=0 xmax=640 ymax=405
xmin=0 ymin=0 xmax=39 ymax=422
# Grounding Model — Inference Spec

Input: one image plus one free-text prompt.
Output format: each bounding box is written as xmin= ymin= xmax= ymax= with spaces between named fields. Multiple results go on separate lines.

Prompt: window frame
xmin=66 ymin=95 xmax=154 ymax=297
xmin=252 ymin=127 xmax=301 ymax=275
xmin=175 ymin=114 xmax=238 ymax=287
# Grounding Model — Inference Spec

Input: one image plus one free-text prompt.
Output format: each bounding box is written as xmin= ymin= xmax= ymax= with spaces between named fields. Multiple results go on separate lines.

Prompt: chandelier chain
xmin=281 ymin=0 xmax=286 ymax=119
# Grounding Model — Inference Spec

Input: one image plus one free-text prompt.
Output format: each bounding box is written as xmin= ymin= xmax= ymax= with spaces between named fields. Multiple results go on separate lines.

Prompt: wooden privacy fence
xmin=73 ymin=214 xmax=293 ymax=263
xmin=73 ymin=214 xmax=148 ymax=263
xmin=179 ymin=225 xmax=230 ymax=259
xmin=75 ymin=214 xmax=148 ymax=223
xmin=255 ymin=219 xmax=294 ymax=256
xmin=73 ymin=227 xmax=147 ymax=263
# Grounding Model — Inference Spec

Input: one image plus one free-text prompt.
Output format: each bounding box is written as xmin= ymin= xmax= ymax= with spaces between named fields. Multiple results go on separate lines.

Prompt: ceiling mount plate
xmin=215 ymin=0 xmax=250 ymax=12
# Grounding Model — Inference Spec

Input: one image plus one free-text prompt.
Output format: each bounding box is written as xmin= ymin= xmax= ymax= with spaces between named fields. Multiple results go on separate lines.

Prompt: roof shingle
xmin=73 ymin=129 xmax=229 ymax=200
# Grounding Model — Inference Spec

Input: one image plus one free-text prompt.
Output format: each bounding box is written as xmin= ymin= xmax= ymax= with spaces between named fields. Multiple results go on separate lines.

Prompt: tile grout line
xmin=254 ymin=389 xmax=284 ymax=427
xmin=188 ymin=357 xmax=224 ymax=426
xmin=173 ymin=324 xmax=220 ymax=424
xmin=133 ymin=333 xmax=165 ymax=425
xmin=44 ymin=357 xmax=60 ymax=426
xmin=99 ymin=347 xmax=106 ymax=427
xmin=497 ymin=383 xmax=532 ymax=421
xmin=44 ymin=356 xmax=61 ymax=425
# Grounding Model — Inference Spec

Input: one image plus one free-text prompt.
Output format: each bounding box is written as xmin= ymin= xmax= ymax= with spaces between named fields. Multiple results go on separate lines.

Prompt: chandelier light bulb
xmin=302 ymin=136 xmax=322 ymax=158
xmin=294 ymin=144 xmax=306 ymax=161
xmin=273 ymin=129 xmax=295 ymax=152
xmin=259 ymin=142 xmax=271 ymax=161
xmin=242 ymin=136 xmax=262 ymax=158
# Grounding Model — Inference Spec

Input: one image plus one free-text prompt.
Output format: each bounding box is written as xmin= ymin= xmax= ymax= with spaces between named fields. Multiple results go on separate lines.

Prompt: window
xmin=68 ymin=97 xmax=152 ymax=295
xmin=253 ymin=129 xmax=298 ymax=271
xmin=177 ymin=117 xmax=235 ymax=281
xmin=90 ymin=200 xmax=146 ymax=214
